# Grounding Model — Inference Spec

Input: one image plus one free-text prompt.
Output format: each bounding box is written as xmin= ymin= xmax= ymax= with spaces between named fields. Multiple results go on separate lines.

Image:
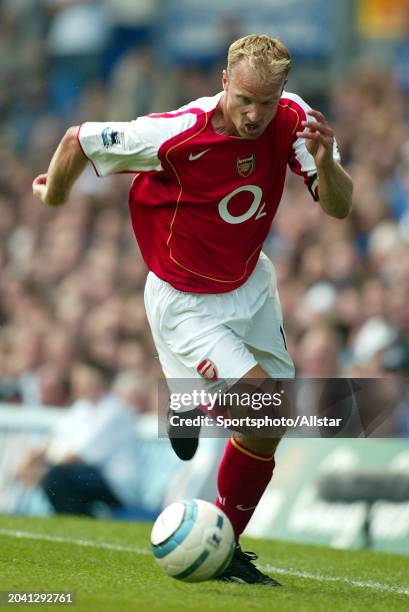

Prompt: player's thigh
xmin=164 ymin=316 xmax=256 ymax=382
xmin=244 ymin=284 xmax=295 ymax=380
xmin=145 ymin=285 xmax=259 ymax=414
xmin=145 ymin=272 xmax=256 ymax=380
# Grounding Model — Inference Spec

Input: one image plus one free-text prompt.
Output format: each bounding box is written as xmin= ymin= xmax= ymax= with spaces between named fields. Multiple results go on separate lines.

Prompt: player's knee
xmin=234 ymin=433 xmax=280 ymax=456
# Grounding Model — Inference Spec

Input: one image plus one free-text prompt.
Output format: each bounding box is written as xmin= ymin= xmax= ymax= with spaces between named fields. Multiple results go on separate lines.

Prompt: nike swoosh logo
xmin=236 ymin=504 xmax=257 ymax=511
xmin=189 ymin=148 xmax=212 ymax=161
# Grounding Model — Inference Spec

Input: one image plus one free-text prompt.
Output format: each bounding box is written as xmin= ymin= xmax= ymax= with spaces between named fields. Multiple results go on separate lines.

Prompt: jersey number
xmin=218 ymin=185 xmax=267 ymax=225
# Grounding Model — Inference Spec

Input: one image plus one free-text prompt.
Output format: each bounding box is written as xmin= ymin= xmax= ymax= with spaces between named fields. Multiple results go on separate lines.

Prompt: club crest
xmin=197 ymin=359 xmax=218 ymax=381
xmin=236 ymin=154 xmax=255 ymax=177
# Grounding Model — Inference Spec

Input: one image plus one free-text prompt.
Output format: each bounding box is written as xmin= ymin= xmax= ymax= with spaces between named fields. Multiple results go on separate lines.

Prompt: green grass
xmin=0 ymin=515 xmax=408 ymax=611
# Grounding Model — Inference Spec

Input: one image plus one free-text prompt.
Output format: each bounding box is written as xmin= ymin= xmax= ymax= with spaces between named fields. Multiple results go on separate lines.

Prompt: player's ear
xmin=222 ymin=69 xmax=229 ymax=91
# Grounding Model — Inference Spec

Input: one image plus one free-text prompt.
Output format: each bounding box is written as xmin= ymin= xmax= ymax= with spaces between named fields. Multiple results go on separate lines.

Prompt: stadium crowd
xmin=0 ymin=1 xmax=408 ymax=414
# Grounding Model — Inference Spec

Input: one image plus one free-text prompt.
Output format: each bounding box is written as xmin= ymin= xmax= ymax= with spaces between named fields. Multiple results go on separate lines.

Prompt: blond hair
xmin=227 ymin=34 xmax=292 ymax=82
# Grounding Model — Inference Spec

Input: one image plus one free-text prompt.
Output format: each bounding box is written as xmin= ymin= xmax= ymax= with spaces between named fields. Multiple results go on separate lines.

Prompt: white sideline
xmin=262 ymin=564 xmax=409 ymax=597
xmin=0 ymin=528 xmax=149 ymax=555
xmin=1 ymin=528 xmax=408 ymax=596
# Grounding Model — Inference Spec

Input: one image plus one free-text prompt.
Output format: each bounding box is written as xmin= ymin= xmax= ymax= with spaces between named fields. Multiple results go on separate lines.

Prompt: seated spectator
xmin=15 ymin=368 xmax=150 ymax=516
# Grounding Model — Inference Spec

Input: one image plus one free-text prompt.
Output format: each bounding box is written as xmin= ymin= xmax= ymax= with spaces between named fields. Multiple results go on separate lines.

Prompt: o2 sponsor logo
xmin=218 ymin=185 xmax=267 ymax=225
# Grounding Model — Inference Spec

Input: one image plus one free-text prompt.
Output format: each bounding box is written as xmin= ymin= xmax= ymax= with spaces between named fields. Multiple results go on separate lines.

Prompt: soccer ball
xmin=151 ymin=499 xmax=235 ymax=582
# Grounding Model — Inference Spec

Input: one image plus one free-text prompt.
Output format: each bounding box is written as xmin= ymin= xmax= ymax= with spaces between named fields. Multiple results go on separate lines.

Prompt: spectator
xmin=43 ymin=0 xmax=109 ymax=114
xmin=15 ymin=368 xmax=150 ymax=516
xmin=296 ymin=325 xmax=341 ymax=377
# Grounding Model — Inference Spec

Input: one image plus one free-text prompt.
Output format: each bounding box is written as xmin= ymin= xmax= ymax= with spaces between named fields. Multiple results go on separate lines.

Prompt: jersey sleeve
xmin=78 ymin=111 xmax=198 ymax=177
xmin=285 ymin=92 xmax=341 ymax=201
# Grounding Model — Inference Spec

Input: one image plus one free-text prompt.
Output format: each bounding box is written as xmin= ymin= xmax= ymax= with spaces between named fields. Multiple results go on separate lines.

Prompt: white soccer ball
xmin=150 ymin=499 xmax=235 ymax=582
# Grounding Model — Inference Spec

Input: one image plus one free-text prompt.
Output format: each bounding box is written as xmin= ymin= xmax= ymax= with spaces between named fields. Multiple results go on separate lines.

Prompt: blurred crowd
xmin=0 ymin=0 xmax=408 ymax=414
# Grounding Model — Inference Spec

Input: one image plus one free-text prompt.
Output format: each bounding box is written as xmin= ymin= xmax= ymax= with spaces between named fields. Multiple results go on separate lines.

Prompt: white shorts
xmin=144 ymin=252 xmax=295 ymax=410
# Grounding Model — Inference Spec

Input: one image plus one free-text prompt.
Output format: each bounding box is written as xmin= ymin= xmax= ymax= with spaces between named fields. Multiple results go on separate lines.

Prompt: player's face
xmin=222 ymin=61 xmax=286 ymax=139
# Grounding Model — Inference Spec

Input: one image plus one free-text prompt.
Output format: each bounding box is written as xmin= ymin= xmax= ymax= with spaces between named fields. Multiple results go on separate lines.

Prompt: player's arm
xmin=32 ymin=126 xmax=87 ymax=207
xmin=296 ymin=109 xmax=353 ymax=219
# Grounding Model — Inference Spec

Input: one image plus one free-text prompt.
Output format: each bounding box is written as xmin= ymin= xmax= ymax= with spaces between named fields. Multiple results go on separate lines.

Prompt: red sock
xmin=215 ymin=437 xmax=275 ymax=542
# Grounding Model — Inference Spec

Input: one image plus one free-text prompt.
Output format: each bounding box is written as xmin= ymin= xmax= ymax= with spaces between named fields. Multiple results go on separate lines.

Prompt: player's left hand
xmin=296 ymin=109 xmax=335 ymax=168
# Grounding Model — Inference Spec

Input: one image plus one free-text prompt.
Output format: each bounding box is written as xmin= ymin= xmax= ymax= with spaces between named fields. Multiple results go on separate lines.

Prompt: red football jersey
xmin=78 ymin=91 xmax=340 ymax=293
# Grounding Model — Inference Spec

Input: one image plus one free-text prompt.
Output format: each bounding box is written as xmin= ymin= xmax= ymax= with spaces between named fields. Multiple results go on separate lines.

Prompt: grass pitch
xmin=0 ymin=515 xmax=408 ymax=611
